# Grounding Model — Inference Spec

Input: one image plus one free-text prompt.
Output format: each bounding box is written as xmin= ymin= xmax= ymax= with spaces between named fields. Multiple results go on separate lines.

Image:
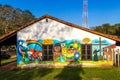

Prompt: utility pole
xmin=82 ymin=0 xmax=89 ymax=28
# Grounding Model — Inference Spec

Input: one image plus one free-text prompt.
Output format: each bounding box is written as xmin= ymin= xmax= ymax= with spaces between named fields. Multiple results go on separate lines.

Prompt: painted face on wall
xmin=53 ymin=43 xmax=62 ymax=62
xmin=67 ymin=44 xmax=75 ymax=54
xmin=68 ymin=48 xmax=74 ymax=54
xmin=53 ymin=44 xmax=61 ymax=52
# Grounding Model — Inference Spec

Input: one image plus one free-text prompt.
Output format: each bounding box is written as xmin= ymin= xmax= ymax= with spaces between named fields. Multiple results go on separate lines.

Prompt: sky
xmin=0 ymin=0 xmax=120 ymax=28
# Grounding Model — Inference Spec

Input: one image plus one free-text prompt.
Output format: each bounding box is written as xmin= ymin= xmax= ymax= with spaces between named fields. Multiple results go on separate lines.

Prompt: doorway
xmin=81 ymin=44 xmax=92 ymax=60
xmin=42 ymin=44 xmax=53 ymax=61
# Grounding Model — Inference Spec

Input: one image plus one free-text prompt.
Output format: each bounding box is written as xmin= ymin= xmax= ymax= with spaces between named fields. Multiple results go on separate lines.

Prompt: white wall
xmin=17 ymin=18 xmax=115 ymax=44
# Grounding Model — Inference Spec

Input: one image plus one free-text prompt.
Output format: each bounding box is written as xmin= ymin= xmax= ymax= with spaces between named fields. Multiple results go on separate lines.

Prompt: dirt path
xmin=0 ymin=62 xmax=19 ymax=70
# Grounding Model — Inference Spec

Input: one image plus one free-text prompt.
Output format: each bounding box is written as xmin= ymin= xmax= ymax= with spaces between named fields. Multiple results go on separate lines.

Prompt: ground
xmin=0 ymin=56 xmax=119 ymax=80
xmin=0 ymin=66 xmax=120 ymax=80
xmin=0 ymin=62 xmax=18 ymax=70
xmin=0 ymin=62 xmax=120 ymax=80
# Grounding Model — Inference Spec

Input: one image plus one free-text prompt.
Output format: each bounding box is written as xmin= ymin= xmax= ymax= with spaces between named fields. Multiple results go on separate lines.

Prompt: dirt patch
xmin=91 ymin=78 xmax=102 ymax=80
xmin=0 ymin=62 xmax=19 ymax=70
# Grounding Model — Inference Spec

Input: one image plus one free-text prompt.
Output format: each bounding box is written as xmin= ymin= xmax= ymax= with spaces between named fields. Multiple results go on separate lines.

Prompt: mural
xmin=17 ymin=40 xmax=43 ymax=64
xmin=53 ymin=43 xmax=62 ymax=62
xmin=17 ymin=39 xmax=81 ymax=64
xmin=92 ymin=39 xmax=115 ymax=61
xmin=82 ymin=37 xmax=92 ymax=44
xmin=17 ymin=38 xmax=115 ymax=65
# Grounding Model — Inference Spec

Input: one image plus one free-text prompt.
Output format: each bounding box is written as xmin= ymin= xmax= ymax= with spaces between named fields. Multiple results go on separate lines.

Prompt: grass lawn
xmin=0 ymin=67 xmax=120 ymax=80
xmin=1 ymin=58 xmax=16 ymax=65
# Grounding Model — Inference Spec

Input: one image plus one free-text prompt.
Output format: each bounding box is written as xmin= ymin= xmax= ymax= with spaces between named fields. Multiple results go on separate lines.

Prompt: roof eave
xmin=0 ymin=14 xmax=120 ymax=42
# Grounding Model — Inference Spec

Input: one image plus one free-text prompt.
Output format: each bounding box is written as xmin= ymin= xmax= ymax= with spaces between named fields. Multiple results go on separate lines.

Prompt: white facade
xmin=17 ymin=18 xmax=115 ymax=44
xmin=17 ymin=17 xmax=117 ymax=65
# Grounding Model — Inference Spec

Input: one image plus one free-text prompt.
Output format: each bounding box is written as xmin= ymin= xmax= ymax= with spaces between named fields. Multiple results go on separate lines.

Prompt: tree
xmin=0 ymin=4 xmax=35 ymax=36
xmin=115 ymin=24 xmax=120 ymax=36
xmin=93 ymin=23 xmax=120 ymax=36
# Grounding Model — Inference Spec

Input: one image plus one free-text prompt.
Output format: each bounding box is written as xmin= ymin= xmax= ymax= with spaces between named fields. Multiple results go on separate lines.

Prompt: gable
xmin=17 ymin=18 xmax=72 ymax=40
xmin=16 ymin=15 xmax=118 ymax=65
xmin=17 ymin=18 xmax=115 ymax=44
xmin=0 ymin=14 xmax=120 ymax=43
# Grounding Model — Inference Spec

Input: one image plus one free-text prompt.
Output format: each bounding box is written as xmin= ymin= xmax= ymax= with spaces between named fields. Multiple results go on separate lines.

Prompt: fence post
xmin=118 ymin=52 xmax=120 ymax=66
xmin=114 ymin=52 xmax=116 ymax=66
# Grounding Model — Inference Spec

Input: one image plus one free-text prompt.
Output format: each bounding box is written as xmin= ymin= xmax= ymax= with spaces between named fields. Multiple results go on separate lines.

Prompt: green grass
xmin=18 ymin=61 xmax=82 ymax=66
xmin=1 ymin=58 xmax=16 ymax=65
xmin=0 ymin=67 xmax=120 ymax=80
xmin=18 ymin=60 xmax=112 ymax=65
xmin=81 ymin=61 xmax=113 ymax=65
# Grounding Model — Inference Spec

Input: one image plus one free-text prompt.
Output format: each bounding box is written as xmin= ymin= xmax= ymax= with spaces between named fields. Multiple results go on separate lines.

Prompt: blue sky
xmin=0 ymin=0 xmax=120 ymax=28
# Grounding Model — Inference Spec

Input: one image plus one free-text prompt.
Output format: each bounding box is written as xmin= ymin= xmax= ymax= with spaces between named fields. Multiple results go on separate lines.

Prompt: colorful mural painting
xmin=17 ymin=40 xmax=43 ymax=64
xmin=17 ymin=39 xmax=81 ymax=64
xmin=92 ymin=39 xmax=114 ymax=61
xmin=17 ymin=38 xmax=116 ymax=65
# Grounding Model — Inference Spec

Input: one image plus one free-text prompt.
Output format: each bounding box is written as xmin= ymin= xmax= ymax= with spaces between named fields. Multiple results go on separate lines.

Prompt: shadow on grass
xmin=54 ymin=62 xmax=85 ymax=80
xmin=0 ymin=68 xmax=53 ymax=80
xmin=0 ymin=62 xmax=84 ymax=80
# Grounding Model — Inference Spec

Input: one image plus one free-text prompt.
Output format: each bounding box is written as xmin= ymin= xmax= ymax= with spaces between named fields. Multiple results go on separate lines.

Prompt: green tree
xmin=115 ymin=24 xmax=120 ymax=36
xmin=0 ymin=4 xmax=35 ymax=36
xmin=93 ymin=23 xmax=120 ymax=36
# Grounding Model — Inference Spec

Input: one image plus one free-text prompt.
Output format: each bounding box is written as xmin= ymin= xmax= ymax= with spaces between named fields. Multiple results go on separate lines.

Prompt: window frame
xmin=42 ymin=44 xmax=53 ymax=61
xmin=81 ymin=44 xmax=92 ymax=60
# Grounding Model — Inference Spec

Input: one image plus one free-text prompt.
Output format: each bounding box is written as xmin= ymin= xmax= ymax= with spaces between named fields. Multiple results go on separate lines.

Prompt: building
xmin=0 ymin=15 xmax=120 ymax=66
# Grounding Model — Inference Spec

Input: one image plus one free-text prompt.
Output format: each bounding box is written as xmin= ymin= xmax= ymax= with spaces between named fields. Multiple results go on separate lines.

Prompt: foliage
xmin=0 ymin=67 xmax=120 ymax=80
xmin=0 ymin=4 xmax=35 ymax=36
xmin=92 ymin=23 xmax=120 ymax=36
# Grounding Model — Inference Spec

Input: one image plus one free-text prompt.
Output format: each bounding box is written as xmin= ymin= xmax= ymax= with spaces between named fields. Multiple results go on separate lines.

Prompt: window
xmin=81 ymin=44 xmax=92 ymax=60
xmin=42 ymin=45 xmax=53 ymax=61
